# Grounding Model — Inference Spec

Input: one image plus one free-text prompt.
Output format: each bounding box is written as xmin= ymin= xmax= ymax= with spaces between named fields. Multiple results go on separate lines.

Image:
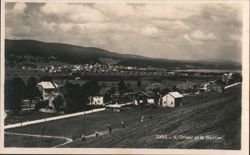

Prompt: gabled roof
xmin=168 ymin=92 xmax=183 ymax=98
xmin=37 ymin=81 xmax=58 ymax=89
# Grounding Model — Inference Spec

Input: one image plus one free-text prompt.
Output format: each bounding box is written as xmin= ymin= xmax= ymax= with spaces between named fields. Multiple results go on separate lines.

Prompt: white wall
xmin=162 ymin=94 xmax=175 ymax=107
xmin=92 ymin=96 xmax=104 ymax=105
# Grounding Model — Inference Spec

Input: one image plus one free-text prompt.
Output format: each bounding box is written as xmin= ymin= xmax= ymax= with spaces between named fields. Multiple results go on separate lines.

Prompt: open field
xmin=5 ymin=111 xmax=61 ymax=125
xmin=5 ymin=86 xmax=241 ymax=149
xmin=5 ymin=134 xmax=65 ymax=147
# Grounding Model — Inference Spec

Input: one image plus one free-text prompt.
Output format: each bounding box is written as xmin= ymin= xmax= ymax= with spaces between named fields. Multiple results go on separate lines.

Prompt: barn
xmin=161 ymin=92 xmax=183 ymax=108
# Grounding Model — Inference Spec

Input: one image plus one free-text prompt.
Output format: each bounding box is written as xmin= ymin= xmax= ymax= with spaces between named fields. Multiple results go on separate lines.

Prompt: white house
xmin=161 ymin=92 xmax=183 ymax=108
xmin=90 ymin=96 xmax=104 ymax=105
xmin=147 ymin=98 xmax=155 ymax=104
xmin=37 ymin=81 xmax=59 ymax=101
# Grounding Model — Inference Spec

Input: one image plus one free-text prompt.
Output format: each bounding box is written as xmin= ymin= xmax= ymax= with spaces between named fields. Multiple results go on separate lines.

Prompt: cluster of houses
xmin=28 ymin=71 xmax=241 ymax=113
xmin=20 ymin=63 xmax=178 ymax=77
xmin=89 ymin=90 xmax=184 ymax=110
xmin=35 ymin=80 xmax=185 ymax=112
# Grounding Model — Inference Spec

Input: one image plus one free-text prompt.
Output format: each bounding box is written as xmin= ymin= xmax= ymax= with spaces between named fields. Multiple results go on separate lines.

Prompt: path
xmin=4 ymin=108 xmax=105 ymax=129
xmin=224 ymin=82 xmax=241 ymax=89
xmin=5 ymin=127 xmax=119 ymax=148
xmin=5 ymin=131 xmax=73 ymax=148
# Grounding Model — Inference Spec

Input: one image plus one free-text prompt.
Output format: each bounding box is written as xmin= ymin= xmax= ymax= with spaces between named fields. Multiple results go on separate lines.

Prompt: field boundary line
xmin=4 ymin=108 xmax=105 ymax=129
xmin=5 ymin=131 xmax=73 ymax=148
xmin=224 ymin=82 xmax=242 ymax=89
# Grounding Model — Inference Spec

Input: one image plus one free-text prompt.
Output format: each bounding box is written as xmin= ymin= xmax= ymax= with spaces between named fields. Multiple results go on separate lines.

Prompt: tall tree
xmin=27 ymin=77 xmax=40 ymax=110
xmin=9 ymin=77 xmax=26 ymax=113
xmin=118 ymin=80 xmax=127 ymax=94
xmin=137 ymin=79 xmax=142 ymax=87
xmin=82 ymin=79 xmax=101 ymax=97
xmin=53 ymin=95 xmax=64 ymax=112
xmin=104 ymin=87 xmax=116 ymax=104
xmin=64 ymin=82 xmax=88 ymax=112
xmin=40 ymin=75 xmax=52 ymax=82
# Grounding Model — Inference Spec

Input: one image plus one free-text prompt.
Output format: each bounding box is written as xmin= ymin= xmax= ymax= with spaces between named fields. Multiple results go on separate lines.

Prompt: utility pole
xmin=82 ymin=110 xmax=86 ymax=138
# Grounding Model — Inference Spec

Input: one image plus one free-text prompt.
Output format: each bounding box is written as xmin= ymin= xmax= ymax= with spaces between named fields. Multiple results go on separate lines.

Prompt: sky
xmin=5 ymin=2 xmax=242 ymax=63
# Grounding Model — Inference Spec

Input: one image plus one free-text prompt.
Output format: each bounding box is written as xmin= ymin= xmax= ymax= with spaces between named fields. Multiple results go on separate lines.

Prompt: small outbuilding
xmin=90 ymin=96 xmax=104 ymax=105
xmin=161 ymin=92 xmax=183 ymax=108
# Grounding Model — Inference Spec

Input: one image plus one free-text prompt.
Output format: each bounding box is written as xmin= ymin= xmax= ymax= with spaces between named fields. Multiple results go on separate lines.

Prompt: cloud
xmin=227 ymin=34 xmax=241 ymax=41
xmin=5 ymin=2 xmax=242 ymax=62
xmin=154 ymin=20 xmax=190 ymax=30
xmin=93 ymin=3 xmax=136 ymax=18
xmin=13 ymin=2 xmax=27 ymax=13
xmin=40 ymin=3 xmax=108 ymax=23
xmin=141 ymin=4 xmax=201 ymax=20
xmin=190 ymin=30 xmax=216 ymax=40
xmin=141 ymin=25 xmax=159 ymax=37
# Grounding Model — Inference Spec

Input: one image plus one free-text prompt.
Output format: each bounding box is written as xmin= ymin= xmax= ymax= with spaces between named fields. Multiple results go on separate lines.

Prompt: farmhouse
xmin=37 ymin=81 xmax=59 ymax=101
xmin=161 ymin=92 xmax=183 ymax=108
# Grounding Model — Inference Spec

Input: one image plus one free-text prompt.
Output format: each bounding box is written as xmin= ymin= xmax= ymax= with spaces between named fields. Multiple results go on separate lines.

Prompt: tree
xmin=172 ymin=85 xmax=178 ymax=91
xmin=27 ymin=77 xmax=40 ymax=110
xmin=4 ymin=80 xmax=12 ymax=110
xmin=7 ymin=77 xmax=26 ymax=113
xmin=63 ymin=82 xmax=85 ymax=112
xmin=40 ymin=75 xmax=52 ymax=82
xmin=137 ymin=79 xmax=142 ymax=87
xmin=104 ymin=87 xmax=116 ymax=104
xmin=104 ymin=91 xmax=111 ymax=104
xmin=160 ymin=87 xmax=171 ymax=95
xmin=82 ymin=79 xmax=101 ymax=96
xmin=118 ymin=80 xmax=127 ymax=94
xmin=53 ymin=95 xmax=64 ymax=112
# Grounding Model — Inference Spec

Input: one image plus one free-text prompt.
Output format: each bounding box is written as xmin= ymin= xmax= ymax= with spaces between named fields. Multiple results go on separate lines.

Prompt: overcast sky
xmin=5 ymin=2 xmax=242 ymax=63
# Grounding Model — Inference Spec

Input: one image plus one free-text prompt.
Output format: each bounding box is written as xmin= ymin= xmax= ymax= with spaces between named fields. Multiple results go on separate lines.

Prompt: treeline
xmin=4 ymin=75 xmax=131 ymax=114
xmin=5 ymin=77 xmax=41 ymax=113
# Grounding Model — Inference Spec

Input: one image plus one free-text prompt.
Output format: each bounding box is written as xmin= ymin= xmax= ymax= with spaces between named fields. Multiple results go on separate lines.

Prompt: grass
xmin=5 ymin=111 xmax=62 ymax=125
xmin=65 ymin=87 xmax=241 ymax=149
xmin=5 ymin=86 xmax=241 ymax=149
xmin=4 ymin=134 xmax=65 ymax=147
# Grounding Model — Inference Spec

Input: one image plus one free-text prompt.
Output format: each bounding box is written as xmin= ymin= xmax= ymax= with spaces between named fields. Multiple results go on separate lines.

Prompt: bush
xmin=35 ymin=100 xmax=48 ymax=111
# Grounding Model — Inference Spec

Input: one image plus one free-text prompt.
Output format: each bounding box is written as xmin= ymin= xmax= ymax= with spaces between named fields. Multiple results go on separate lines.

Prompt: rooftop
xmin=37 ymin=81 xmax=58 ymax=89
xmin=168 ymin=92 xmax=183 ymax=98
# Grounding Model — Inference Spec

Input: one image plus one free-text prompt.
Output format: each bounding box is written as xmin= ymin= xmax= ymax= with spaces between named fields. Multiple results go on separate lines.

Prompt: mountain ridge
xmin=5 ymin=39 xmax=241 ymax=70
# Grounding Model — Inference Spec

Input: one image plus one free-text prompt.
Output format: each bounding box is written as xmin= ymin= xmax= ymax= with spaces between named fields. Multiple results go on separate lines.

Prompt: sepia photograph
xmin=0 ymin=0 xmax=249 ymax=154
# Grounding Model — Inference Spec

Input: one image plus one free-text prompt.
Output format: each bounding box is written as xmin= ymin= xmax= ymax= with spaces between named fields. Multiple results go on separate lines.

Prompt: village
xmin=4 ymin=55 xmax=242 ymax=149
xmin=4 ymin=69 xmax=242 ymax=148
xmin=4 ymin=67 xmax=241 ymax=119
xmin=3 ymin=1 xmax=245 ymax=150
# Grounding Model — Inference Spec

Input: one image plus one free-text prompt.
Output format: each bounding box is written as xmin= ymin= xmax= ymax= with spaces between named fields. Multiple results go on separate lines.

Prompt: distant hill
xmin=5 ymin=39 xmax=241 ymax=70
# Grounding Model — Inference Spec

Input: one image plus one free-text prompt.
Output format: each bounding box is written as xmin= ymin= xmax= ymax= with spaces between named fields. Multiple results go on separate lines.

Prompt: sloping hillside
xmin=5 ymin=39 xmax=241 ymax=69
